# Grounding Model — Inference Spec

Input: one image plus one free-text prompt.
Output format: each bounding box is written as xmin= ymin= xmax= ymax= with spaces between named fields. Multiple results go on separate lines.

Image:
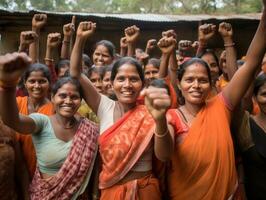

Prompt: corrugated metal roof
xmin=0 ymin=8 xmax=261 ymax=22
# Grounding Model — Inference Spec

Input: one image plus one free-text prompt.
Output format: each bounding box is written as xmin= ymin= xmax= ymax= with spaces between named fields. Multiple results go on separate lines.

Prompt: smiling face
xmin=89 ymin=71 xmax=103 ymax=93
xmin=24 ymin=70 xmax=50 ymax=100
xmin=112 ymin=63 xmax=143 ymax=106
xmin=52 ymin=82 xmax=81 ymax=118
xmin=179 ymin=63 xmax=211 ymax=105
xmin=93 ymin=45 xmax=113 ymax=67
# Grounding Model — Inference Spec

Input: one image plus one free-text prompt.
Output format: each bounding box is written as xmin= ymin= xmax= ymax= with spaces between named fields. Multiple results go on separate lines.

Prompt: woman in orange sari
xmin=70 ymin=22 xmax=174 ymax=200
xmin=165 ymin=2 xmax=266 ymax=199
xmin=16 ymin=63 xmax=54 ymax=179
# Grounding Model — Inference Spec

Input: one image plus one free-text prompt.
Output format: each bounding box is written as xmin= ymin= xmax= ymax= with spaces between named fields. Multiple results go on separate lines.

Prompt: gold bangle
xmin=154 ymin=128 xmax=169 ymax=138
xmin=224 ymin=43 xmax=235 ymax=47
xmin=44 ymin=58 xmax=54 ymax=62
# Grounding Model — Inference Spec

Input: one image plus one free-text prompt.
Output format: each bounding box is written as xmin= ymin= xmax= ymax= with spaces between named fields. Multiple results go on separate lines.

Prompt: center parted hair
xmin=177 ymin=57 xmax=212 ymax=83
xmin=51 ymin=77 xmax=83 ymax=99
xmin=95 ymin=40 xmax=116 ymax=58
xmin=23 ymin=63 xmax=51 ymax=83
xmin=111 ymin=57 xmax=144 ymax=82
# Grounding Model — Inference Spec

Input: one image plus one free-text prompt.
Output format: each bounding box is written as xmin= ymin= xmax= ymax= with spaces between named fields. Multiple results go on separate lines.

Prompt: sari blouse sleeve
xmin=166 ymin=109 xmax=189 ymax=136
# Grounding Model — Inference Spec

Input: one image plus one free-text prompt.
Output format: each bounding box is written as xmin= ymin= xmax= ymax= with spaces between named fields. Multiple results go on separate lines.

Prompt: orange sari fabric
xmin=167 ymin=95 xmax=237 ymax=200
xmin=99 ymin=105 xmax=159 ymax=199
xmin=16 ymin=96 xmax=54 ymax=179
xmin=100 ymin=175 xmax=161 ymax=200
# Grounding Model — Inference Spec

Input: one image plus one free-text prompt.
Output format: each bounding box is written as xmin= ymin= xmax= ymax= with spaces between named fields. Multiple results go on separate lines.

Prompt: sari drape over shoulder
xmin=167 ymin=95 xmax=237 ymax=200
xmin=99 ymin=105 xmax=161 ymax=200
xmin=29 ymin=118 xmax=98 ymax=200
xmin=16 ymin=96 xmax=54 ymax=178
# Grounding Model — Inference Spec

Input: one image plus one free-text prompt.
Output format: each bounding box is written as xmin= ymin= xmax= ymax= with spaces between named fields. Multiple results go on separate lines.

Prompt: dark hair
xmin=254 ymin=73 xmax=266 ymax=96
xmin=23 ymin=63 xmax=51 ymax=83
xmin=56 ymin=59 xmax=70 ymax=75
xmin=87 ymin=66 xmax=104 ymax=80
xmin=149 ymin=79 xmax=170 ymax=95
xmin=111 ymin=57 xmax=144 ymax=82
xmin=177 ymin=57 xmax=212 ymax=83
xmin=198 ymin=49 xmax=221 ymax=74
xmin=82 ymin=54 xmax=92 ymax=68
xmin=144 ymin=58 xmax=160 ymax=70
xmin=237 ymin=60 xmax=245 ymax=68
xmin=102 ymin=64 xmax=113 ymax=78
xmin=95 ymin=40 xmax=116 ymax=58
xmin=51 ymin=76 xmax=83 ymax=98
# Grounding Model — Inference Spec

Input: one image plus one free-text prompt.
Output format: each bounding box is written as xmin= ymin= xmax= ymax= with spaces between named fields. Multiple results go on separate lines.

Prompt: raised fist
xmin=76 ymin=21 xmax=96 ymax=39
xmin=178 ymin=40 xmax=193 ymax=52
xmin=157 ymin=37 xmax=176 ymax=54
xmin=47 ymin=33 xmax=61 ymax=48
xmin=0 ymin=53 xmax=31 ymax=88
xmin=146 ymin=39 xmax=157 ymax=51
xmin=120 ymin=37 xmax=127 ymax=48
xmin=32 ymin=14 xmax=47 ymax=29
xmin=218 ymin=22 xmax=233 ymax=39
xmin=198 ymin=23 xmax=216 ymax=42
xmin=125 ymin=25 xmax=140 ymax=43
xmin=162 ymin=30 xmax=177 ymax=39
xmin=20 ymin=31 xmax=38 ymax=46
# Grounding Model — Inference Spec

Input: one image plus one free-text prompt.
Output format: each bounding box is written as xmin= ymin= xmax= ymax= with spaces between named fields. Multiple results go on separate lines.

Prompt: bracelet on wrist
xmin=224 ymin=42 xmax=235 ymax=47
xmin=44 ymin=58 xmax=54 ymax=62
xmin=154 ymin=128 xmax=169 ymax=138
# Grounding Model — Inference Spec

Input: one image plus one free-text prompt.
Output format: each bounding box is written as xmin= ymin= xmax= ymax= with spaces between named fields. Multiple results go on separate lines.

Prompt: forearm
xmin=224 ymin=37 xmax=238 ymax=80
xmin=29 ymin=28 xmax=39 ymax=63
xmin=127 ymin=43 xmax=135 ymax=57
xmin=196 ymin=40 xmax=207 ymax=57
xmin=18 ymin=44 xmax=28 ymax=53
xmin=159 ymin=53 xmax=170 ymax=78
xmin=61 ymin=35 xmax=71 ymax=59
xmin=154 ymin=117 xmax=174 ymax=161
xmin=70 ymin=37 xmax=85 ymax=78
xmin=120 ymin=47 xmax=127 ymax=57
xmin=169 ymin=51 xmax=178 ymax=86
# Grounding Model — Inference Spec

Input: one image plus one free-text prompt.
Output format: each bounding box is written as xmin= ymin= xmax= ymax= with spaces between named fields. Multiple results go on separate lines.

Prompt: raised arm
xmin=120 ymin=36 xmax=128 ymax=57
xmin=0 ymin=53 xmax=37 ymax=134
xmin=157 ymin=36 xmax=177 ymax=78
xmin=145 ymin=39 xmax=157 ymax=56
xmin=70 ymin=21 xmax=101 ymax=114
xmin=223 ymin=1 xmax=266 ymax=109
xmin=29 ymin=14 xmax=47 ymax=63
xmin=125 ymin=25 xmax=140 ymax=57
xmin=218 ymin=22 xmax=238 ymax=80
xmin=196 ymin=23 xmax=216 ymax=56
xmin=142 ymin=86 xmax=174 ymax=161
xmin=18 ymin=31 xmax=38 ymax=53
xmin=61 ymin=16 xmax=75 ymax=59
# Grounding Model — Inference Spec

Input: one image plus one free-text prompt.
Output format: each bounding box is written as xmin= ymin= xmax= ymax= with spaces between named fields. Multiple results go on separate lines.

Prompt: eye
xmin=199 ymin=79 xmax=209 ymax=83
xmin=39 ymin=79 xmax=48 ymax=84
xmin=70 ymin=95 xmax=80 ymax=100
xmin=27 ymin=80 xmax=35 ymax=84
xmin=58 ymin=93 xmax=67 ymax=99
xmin=130 ymin=77 xmax=140 ymax=82
xmin=116 ymin=76 xmax=125 ymax=82
xmin=185 ymin=78 xmax=193 ymax=83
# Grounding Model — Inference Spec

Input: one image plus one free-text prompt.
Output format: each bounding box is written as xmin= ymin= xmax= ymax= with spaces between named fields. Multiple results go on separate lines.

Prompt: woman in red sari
xmin=70 ymin=22 xmax=173 ymax=200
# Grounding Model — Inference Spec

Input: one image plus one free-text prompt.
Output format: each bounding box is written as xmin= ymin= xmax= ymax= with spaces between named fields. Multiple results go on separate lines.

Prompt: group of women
xmin=0 ymin=1 xmax=266 ymax=199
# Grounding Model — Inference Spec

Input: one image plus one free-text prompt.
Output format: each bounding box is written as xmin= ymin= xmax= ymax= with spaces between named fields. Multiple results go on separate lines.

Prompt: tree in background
xmin=0 ymin=0 xmax=263 ymax=14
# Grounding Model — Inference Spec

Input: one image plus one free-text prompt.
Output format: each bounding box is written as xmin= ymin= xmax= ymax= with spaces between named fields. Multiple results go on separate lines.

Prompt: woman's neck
xmin=119 ymin=102 xmax=137 ymax=114
xmin=184 ymin=101 xmax=205 ymax=116
xmin=28 ymin=96 xmax=47 ymax=111
xmin=54 ymin=113 xmax=77 ymax=129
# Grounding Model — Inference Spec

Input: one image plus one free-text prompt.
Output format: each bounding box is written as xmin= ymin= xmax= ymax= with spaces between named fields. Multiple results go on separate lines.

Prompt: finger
xmin=71 ymin=15 xmax=76 ymax=25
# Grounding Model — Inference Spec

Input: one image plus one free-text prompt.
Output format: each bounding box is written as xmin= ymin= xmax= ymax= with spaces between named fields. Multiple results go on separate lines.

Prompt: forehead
xmin=183 ymin=63 xmax=209 ymax=77
xmin=201 ymin=53 xmax=217 ymax=64
xmin=56 ymin=83 xmax=79 ymax=93
xmin=95 ymin=45 xmax=110 ymax=54
xmin=116 ymin=63 xmax=140 ymax=76
xmin=145 ymin=64 xmax=159 ymax=72
xmin=90 ymin=71 xmax=101 ymax=79
xmin=27 ymin=70 xmax=46 ymax=79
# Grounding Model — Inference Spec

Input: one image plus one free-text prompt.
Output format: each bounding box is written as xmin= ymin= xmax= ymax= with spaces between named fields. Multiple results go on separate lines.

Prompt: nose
xmin=65 ymin=96 xmax=73 ymax=104
xmin=124 ymin=79 xmax=132 ymax=87
xmin=34 ymin=81 xmax=41 ymax=88
xmin=192 ymin=79 xmax=200 ymax=88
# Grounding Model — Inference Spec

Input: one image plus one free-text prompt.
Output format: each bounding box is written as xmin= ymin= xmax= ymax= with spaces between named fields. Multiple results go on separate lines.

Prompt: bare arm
xmin=70 ymin=21 xmax=101 ymax=114
xmin=18 ymin=31 xmax=38 ymax=54
xmin=142 ymin=87 xmax=174 ymax=161
xmin=223 ymin=3 xmax=266 ymax=109
xmin=120 ymin=36 xmax=127 ymax=57
xmin=125 ymin=25 xmax=140 ymax=57
xmin=0 ymin=53 xmax=37 ymax=134
xmin=219 ymin=22 xmax=238 ymax=80
xmin=29 ymin=14 xmax=47 ymax=63
xmin=61 ymin=16 xmax=75 ymax=59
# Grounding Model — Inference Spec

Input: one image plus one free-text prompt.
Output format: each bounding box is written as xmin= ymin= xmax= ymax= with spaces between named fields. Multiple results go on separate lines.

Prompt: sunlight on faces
xmin=89 ymin=71 xmax=103 ymax=93
xmin=102 ymin=71 xmax=113 ymax=96
xmin=93 ymin=45 xmax=113 ymax=66
xmin=179 ymin=63 xmax=211 ymax=105
xmin=144 ymin=64 xmax=159 ymax=84
xmin=201 ymin=53 xmax=220 ymax=82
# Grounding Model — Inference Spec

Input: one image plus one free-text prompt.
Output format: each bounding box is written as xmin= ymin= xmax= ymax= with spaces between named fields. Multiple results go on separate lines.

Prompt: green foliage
xmin=0 ymin=0 xmax=263 ymax=14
